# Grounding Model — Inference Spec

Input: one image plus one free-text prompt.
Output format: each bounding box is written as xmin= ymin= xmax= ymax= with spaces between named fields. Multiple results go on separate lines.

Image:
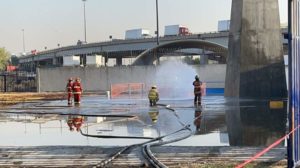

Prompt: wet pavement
xmin=0 ymin=95 xmax=287 ymax=148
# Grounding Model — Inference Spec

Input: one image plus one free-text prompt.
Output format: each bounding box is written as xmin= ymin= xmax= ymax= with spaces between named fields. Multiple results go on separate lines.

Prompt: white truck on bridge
xmin=164 ymin=25 xmax=190 ymax=36
xmin=86 ymin=55 xmax=105 ymax=67
xmin=125 ymin=29 xmax=151 ymax=39
xmin=63 ymin=56 xmax=80 ymax=66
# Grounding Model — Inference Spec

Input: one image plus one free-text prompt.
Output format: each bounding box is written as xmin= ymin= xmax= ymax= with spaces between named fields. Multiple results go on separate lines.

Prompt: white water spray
xmin=154 ymin=59 xmax=197 ymax=99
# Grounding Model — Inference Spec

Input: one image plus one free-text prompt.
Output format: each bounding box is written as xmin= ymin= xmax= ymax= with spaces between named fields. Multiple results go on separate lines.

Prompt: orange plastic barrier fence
xmin=111 ymin=83 xmax=145 ymax=98
xmin=111 ymin=83 xmax=206 ymax=99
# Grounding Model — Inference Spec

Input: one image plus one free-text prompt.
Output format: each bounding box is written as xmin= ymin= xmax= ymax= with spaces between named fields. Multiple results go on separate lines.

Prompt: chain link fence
xmin=0 ymin=71 xmax=36 ymax=92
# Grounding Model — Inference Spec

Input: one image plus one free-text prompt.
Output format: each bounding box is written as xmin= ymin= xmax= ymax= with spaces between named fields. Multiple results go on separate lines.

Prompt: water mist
xmin=154 ymin=59 xmax=197 ymax=100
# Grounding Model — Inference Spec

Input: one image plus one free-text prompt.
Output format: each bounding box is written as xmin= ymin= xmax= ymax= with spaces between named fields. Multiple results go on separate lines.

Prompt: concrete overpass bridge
xmin=18 ymin=28 xmax=287 ymax=71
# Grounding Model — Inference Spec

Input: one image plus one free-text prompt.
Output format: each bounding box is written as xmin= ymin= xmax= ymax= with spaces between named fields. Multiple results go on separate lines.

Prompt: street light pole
xmin=155 ymin=0 xmax=160 ymax=65
xmin=156 ymin=0 xmax=159 ymax=46
xmin=287 ymin=1 xmax=293 ymax=167
xmin=22 ymin=29 xmax=25 ymax=53
xmin=82 ymin=0 xmax=87 ymax=43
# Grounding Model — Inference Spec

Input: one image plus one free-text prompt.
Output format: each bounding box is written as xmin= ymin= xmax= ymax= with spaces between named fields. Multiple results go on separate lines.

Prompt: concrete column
xmin=200 ymin=55 xmax=208 ymax=65
xmin=225 ymin=0 xmax=287 ymax=98
xmin=52 ymin=58 xmax=58 ymax=66
xmin=36 ymin=68 xmax=40 ymax=93
xmin=80 ymin=55 xmax=86 ymax=66
xmin=105 ymin=55 xmax=108 ymax=67
xmin=116 ymin=57 xmax=122 ymax=66
xmin=156 ymin=56 xmax=160 ymax=65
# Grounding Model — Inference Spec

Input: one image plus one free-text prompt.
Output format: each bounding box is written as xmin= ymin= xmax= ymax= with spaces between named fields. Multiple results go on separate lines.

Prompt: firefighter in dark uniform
xmin=194 ymin=106 xmax=202 ymax=132
xmin=193 ymin=75 xmax=202 ymax=105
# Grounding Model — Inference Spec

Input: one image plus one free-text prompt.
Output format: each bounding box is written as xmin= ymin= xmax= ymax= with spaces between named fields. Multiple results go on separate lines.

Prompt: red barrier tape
xmin=235 ymin=125 xmax=300 ymax=168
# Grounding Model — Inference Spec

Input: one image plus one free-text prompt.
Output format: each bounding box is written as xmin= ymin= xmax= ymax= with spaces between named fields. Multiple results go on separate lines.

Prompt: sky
xmin=0 ymin=0 xmax=288 ymax=54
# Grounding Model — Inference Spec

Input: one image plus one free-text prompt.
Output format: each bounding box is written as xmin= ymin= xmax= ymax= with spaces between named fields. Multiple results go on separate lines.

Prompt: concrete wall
xmin=225 ymin=0 xmax=287 ymax=98
xmin=37 ymin=65 xmax=226 ymax=92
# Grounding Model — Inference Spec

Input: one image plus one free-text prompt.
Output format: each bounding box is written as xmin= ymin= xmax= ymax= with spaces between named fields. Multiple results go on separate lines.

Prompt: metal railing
xmin=0 ymin=71 xmax=36 ymax=92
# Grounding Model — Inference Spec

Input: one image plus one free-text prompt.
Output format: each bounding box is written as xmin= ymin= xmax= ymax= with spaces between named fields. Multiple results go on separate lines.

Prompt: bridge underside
xmin=133 ymin=40 xmax=228 ymax=65
xmin=20 ymin=40 xmax=227 ymax=70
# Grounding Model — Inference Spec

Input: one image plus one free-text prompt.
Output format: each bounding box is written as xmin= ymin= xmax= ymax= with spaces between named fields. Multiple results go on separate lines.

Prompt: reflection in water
xmin=148 ymin=108 xmax=159 ymax=123
xmin=173 ymin=98 xmax=287 ymax=147
xmin=194 ymin=105 xmax=202 ymax=133
xmin=147 ymin=107 xmax=160 ymax=137
xmin=226 ymin=99 xmax=287 ymax=146
xmin=67 ymin=115 xmax=84 ymax=132
xmin=80 ymin=114 xmax=159 ymax=139
xmin=193 ymin=109 xmax=226 ymax=135
xmin=0 ymin=96 xmax=288 ymax=147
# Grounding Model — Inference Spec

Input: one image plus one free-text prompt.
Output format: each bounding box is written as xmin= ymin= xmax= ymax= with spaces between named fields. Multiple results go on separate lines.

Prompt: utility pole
xmin=156 ymin=0 xmax=159 ymax=46
xmin=155 ymin=0 xmax=160 ymax=65
xmin=288 ymin=0 xmax=295 ymax=167
xmin=22 ymin=29 xmax=25 ymax=53
xmin=82 ymin=0 xmax=87 ymax=43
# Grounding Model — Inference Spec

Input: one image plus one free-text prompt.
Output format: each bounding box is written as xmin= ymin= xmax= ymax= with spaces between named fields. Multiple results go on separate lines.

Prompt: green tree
xmin=183 ymin=56 xmax=193 ymax=64
xmin=194 ymin=58 xmax=200 ymax=64
xmin=10 ymin=55 xmax=19 ymax=66
xmin=0 ymin=48 xmax=10 ymax=71
xmin=182 ymin=56 xmax=201 ymax=65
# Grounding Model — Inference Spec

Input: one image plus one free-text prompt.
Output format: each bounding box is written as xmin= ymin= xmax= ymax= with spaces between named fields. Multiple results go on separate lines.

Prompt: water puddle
xmin=0 ymin=96 xmax=287 ymax=147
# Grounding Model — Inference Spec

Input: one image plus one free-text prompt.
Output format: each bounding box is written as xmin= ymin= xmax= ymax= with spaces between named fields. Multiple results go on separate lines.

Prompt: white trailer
xmin=63 ymin=56 xmax=80 ymax=66
xmin=125 ymin=29 xmax=151 ymax=39
xmin=218 ymin=20 xmax=230 ymax=32
xmin=164 ymin=25 xmax=190 ymax=36
xmin=86 ymin=55 xmax=105 ymax=67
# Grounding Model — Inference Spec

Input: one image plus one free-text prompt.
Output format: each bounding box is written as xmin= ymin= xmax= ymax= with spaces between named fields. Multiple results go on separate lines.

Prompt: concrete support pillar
xmin=37 ymin=68 xmax=40 ymax=93
xmin=200 ymin=55 xmax=208 ymax=65
xmin=225 ymin=0 xmax=287 ymax=98
xmin=156 ymin=56 xmax=160 ymax=65
xmin=80 ymin=55 xmax=86 ymax=66
xmin=35 ymin=61 xmax=39 ymax=67
xmin=105 ymin=55 xmax=108 ymax=67
xmin=116 ymin=57 xmax=122 ymax=66
xmin=52 ymin=58 xmax=57 ymax=65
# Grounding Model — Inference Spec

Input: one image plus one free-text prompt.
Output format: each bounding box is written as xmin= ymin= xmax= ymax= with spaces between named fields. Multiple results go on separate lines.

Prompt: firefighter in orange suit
xmin=193 ymin=75 xmax=202 ymax=105
xmin=73 ymin=116 xmax=84 ymax=132
xmin=72 ymin=77 xmax=83 ymax=105
xmin=66 ymin=78 xmax=73 ymax=105
xmin=67 ymin=115 xmax=74 ymax=131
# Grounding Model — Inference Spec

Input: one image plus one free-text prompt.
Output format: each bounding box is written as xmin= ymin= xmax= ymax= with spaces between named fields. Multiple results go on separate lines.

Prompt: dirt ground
xmin=175 ymin=160 xmax=287 ymax=168
xmin=0 ymin=92 xmax=65 ymax=107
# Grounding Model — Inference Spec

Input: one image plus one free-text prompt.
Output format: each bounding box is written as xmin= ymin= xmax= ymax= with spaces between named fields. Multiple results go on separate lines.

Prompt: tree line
xmin=0 ymin=47 xmax=16 ymax=71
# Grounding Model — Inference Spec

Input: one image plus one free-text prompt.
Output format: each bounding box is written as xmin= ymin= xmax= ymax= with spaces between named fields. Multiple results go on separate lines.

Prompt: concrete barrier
xmin=37 ymin=65 xmax=226 ymax=92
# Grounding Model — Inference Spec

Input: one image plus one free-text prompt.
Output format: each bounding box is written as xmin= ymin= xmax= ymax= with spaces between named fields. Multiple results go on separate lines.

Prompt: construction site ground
xmin=0 ymin=92 xmax=287 ymax=168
